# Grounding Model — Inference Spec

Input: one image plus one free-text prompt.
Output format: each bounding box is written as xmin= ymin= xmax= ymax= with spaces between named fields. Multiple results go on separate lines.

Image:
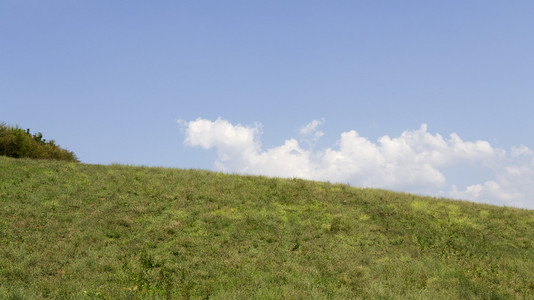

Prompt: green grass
xmin=1 ymin=156 xmax=533 ymax=299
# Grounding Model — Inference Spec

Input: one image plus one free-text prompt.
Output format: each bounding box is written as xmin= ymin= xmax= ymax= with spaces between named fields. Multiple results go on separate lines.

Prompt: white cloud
xmin=450 ymin=148 xmax=534 ymax=208
xmin=299 ymin=119 xmax=323 ymax=135
xmin=299 ymin=119 xmax=324 ymax=147
xmin=180 ymin=118 xmax=534 ymax=209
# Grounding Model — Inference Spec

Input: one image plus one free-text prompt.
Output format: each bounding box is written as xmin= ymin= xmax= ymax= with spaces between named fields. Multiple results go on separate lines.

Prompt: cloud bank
xmin=180 ymin=118 xmax=534 ymax=209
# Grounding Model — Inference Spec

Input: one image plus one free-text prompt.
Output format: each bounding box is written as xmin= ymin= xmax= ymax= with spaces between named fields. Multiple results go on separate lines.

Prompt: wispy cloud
xmin=180 ymin=117 xmax=534 ymax=209
xmin=299 ymin=118 xmax=324 ymax=147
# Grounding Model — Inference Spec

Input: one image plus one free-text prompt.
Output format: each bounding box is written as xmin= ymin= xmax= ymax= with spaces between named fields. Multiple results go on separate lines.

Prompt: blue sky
xmin=2 ymin=1 xmax=534 ymax=208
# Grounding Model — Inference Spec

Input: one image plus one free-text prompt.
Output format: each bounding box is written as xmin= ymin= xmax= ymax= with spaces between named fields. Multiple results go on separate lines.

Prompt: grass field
xmin=1 ymin=156 xmax=533 ymax=299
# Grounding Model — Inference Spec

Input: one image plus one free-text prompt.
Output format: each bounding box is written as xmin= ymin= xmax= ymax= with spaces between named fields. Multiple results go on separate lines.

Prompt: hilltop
xmin=0 ymin=156 xmax=533 ymax=299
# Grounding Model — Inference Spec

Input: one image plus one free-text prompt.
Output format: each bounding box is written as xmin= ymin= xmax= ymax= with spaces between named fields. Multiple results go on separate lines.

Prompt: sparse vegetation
xmin=0 ymin=122 xmax=78 ymax=162
xmin=0 ymin=156 xmax=533 ymax=299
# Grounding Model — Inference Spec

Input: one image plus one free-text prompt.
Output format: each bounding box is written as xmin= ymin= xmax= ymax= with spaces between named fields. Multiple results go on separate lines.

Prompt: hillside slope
xmin=1 ymin=156 xmax=533 ymax=299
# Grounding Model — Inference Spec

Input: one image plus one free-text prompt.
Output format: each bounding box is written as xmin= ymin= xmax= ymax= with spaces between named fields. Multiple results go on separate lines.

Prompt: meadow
xmin=0 ymin=156 xmax=533 ymax=299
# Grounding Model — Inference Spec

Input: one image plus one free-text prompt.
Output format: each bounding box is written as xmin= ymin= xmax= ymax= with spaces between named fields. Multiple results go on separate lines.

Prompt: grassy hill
xmin=1 ymin=156 xmax=533 ymax=299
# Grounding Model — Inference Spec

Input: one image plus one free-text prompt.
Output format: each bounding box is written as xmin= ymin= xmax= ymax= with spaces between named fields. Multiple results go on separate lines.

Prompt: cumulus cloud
xmin=180 ymin=117 xmax=534 ymax=209
xmin=450 ymin=145 xmax=534 ymax=208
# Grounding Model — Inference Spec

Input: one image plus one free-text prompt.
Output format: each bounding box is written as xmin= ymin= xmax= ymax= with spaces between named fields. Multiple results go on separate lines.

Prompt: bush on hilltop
xmin=0 ymin=122 xmax=78 ymax=162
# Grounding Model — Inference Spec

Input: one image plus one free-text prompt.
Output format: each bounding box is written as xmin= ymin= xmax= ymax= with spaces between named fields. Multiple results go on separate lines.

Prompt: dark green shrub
xmin=0 ymin=122 xmax=78 ymax=162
